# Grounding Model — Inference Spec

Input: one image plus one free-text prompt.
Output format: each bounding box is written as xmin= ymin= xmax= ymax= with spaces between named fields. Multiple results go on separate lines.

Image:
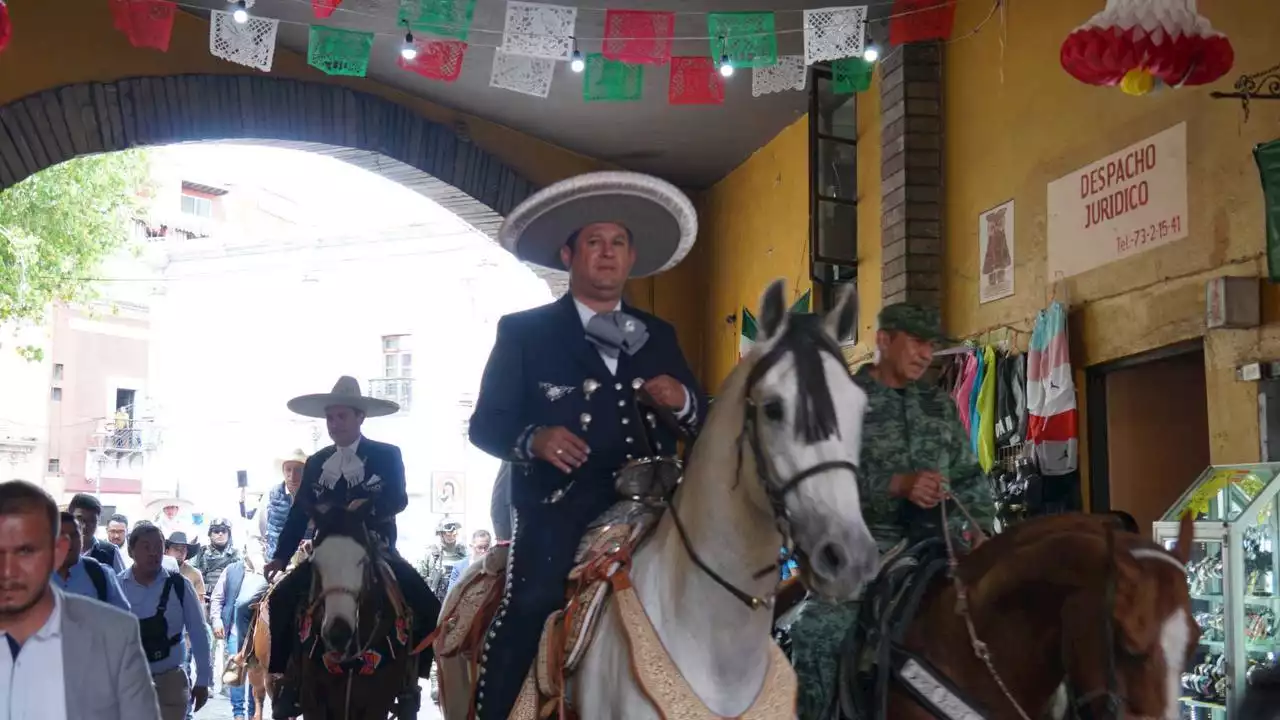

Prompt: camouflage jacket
xmin=853 ymin=365 xmax=996 ymax=551
xmin=418 ymin=542 xmax=467 ymax=598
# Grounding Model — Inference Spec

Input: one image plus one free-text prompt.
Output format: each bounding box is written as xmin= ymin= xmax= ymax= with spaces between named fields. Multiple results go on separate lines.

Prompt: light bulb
xmin=232 ymin=0 xmax=249 ymax=23
xmin=719 ymin=54 xmax=734 ymax=78
xmin=570 ymin=50 xmax=585 ymax=73
xmin=401 ymin=32 xmax=418 ymax=61
xmin=863 ymin=45 xmax=879 ymax=62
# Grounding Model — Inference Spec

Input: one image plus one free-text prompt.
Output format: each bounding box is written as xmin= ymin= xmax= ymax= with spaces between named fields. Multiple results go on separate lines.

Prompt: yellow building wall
xmin=680 ymin=117 xmax=813 ymax=390
xmin=685 ymin=79 xmax=884 ymax=391
xmin=940 ymin=0 xmax=1280 ymax=472
xmin=692 ymin=0 xmax=1280 ymax=503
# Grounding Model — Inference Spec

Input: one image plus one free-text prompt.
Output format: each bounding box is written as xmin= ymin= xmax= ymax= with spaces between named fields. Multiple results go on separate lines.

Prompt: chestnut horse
xmin=830 ymin=511 xmax=1197 ymax=720
xmin=242 ymin=543 xmax=313 ymax=720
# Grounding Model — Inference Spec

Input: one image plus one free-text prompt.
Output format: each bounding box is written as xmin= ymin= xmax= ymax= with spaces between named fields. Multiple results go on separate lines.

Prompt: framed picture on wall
xmin=979 ymin=200 xmax=1016 ymax=304
xmin=431 ymin=471 xmax=465 ymax=515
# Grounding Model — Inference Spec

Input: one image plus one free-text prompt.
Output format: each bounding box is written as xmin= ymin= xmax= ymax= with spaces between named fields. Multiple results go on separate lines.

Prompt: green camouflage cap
xmin=877 ymin=303 xmax=954 ymax=343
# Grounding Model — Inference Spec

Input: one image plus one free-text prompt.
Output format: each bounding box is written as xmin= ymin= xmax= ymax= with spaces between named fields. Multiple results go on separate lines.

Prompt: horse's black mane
xmin=745 ymin=312 xmax=846 ymax=444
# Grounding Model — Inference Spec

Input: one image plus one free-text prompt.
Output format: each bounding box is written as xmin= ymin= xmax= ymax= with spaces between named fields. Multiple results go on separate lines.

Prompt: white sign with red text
xmin=1047 ymin=122 xmax=1188 ymax=279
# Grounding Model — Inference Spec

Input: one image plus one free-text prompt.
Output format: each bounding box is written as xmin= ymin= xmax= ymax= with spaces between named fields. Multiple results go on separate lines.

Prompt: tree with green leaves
xmin=0 ymin=150 xmax=151 ymax=356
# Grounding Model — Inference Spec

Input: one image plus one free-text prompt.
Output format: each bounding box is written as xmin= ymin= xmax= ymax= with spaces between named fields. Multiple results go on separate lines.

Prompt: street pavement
xmin=196 ymin=681 xmax=444 ymax=719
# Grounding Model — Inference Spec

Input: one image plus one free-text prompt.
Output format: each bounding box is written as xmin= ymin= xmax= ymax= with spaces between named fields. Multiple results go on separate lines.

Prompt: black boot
xmin=271 ymin=675 xmax=302 ymax=719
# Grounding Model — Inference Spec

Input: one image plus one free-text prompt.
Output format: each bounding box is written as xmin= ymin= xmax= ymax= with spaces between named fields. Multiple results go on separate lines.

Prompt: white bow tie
xmin=319 ymin=446 xmax=364 ymax=489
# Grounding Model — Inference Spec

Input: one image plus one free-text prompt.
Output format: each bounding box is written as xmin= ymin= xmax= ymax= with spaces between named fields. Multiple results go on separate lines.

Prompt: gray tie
xmin=585 ymin=311 xmax=649 ymax=358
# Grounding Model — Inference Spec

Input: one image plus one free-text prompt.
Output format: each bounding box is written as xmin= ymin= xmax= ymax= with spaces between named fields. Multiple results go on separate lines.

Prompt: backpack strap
xmin=156 ymin=572 xmax=185 ymax=647
xmin=155 ymin=571 xmax=176 ymax=616
xmin=84 ymin=559 xmax=108 ymax=601
xmin=172 ymin=570 xmax=186 ymax=608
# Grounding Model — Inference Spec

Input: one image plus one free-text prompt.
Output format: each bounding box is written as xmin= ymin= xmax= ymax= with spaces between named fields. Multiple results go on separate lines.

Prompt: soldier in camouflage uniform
xmin=789 ymin=303 xmax=997 ymax=720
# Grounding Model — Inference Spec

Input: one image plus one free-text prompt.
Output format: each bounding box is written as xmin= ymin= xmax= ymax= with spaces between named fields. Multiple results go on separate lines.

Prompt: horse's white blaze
xmin=1046 ymin=681 xmax=1068 ymax=720
xmin=312 ymin=535 xmax=366 ymax=631
xmin=1159 ymin=609 xmax=1190 ymax=719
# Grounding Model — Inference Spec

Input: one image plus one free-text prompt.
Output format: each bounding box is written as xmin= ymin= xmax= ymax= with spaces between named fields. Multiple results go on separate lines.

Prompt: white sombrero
xmin=498 ymin=171 xmax=698 ymax=278
xmin=275 ymin=449 xmax=309 ymax=472
xmin=287 ymin=376 xmax=399 ymax=419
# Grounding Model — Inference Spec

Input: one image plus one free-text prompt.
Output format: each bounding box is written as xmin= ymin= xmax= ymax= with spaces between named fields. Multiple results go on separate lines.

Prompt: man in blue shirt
xmin=446 ymin=529 xmax=493 ymax=594
xmin=68 ymin=493 xmax=126 ymax=573
xmin=119 ymin=522 xmax=212 ymax=720
xmin=51 ymin=511 xmax=131 ymax=612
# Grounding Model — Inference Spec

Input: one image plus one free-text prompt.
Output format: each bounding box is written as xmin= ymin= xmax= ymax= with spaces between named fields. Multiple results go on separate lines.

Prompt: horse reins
xmin=938 ymin=495 xmax=1033 ymax=720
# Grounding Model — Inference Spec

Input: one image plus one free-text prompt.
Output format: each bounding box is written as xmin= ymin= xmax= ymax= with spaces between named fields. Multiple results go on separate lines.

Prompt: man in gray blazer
xmin=0 ymin=480 xmax=161 ymax=720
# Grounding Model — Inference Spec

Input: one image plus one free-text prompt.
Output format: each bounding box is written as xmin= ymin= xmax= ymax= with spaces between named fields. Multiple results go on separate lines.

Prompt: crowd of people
xmin=4 ymin=167 xmax=1279 ymax=720
xmin=0 ymin=439 xmax=501 ymax=720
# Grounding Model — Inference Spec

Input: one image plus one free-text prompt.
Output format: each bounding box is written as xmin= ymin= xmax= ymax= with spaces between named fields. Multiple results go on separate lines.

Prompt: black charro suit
xmin=469 ymin=292 xmax=707 ymax=719
xmin=266 ymin=436 xmax=440 ymax=682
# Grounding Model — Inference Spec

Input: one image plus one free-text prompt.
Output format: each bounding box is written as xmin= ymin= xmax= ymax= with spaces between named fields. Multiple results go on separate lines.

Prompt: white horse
xmin=441 ymin=279 xmax=879 ymax=719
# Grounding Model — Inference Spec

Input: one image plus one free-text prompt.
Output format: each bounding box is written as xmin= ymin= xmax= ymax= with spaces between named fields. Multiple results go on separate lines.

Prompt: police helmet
xmin=437 ymin=518 xmax=462 ymax=534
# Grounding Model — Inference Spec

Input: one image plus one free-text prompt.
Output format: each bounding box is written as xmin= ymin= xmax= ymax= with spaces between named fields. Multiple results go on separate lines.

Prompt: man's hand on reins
xmin=263 ymin=559 xmax=285 ymax=582
xmin=889 ymin=470 xmax=947 ymax=509
xmin=531 ymin=426 xmax=590 ymax=474
xmin=642 ymin=375 xmax=687 ymax=410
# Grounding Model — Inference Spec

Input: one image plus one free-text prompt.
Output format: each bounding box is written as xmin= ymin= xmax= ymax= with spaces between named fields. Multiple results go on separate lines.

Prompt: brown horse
xmin=836 ymin=511 xmax=1197 ymax=720
xmin=241 ymin=543 xmax=313 ymax=720
xmin=297 ymin=502 xmax=420 ymax=719
xmin=246 ymin=596 xmax=271 ymax=720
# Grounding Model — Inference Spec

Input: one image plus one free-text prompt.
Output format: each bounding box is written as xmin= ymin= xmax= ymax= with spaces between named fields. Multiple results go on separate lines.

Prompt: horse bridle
xmin=939 ymin=500 xmax=1156 ymax=720
xmin=304 ymin=522 xmax=385 ymax=660
xmin=660 ymin=332 xmax=858 ymax=612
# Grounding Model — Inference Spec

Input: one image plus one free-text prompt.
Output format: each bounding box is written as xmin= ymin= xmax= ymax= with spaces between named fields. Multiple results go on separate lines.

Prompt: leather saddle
xmin=434 ymin=458 xmax=678 ymax=720
xmin=835 ymin=537 xmax=985 ymax=720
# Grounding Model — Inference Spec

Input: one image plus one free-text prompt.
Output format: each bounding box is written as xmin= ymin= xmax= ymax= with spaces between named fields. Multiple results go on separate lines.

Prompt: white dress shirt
xmin=1 ymin=584 xmax=68 ymax=720
xmin=572 ymin=296 xmax=691 ymax=416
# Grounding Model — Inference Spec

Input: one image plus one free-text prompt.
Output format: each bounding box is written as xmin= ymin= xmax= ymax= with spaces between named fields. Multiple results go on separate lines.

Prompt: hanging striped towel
xmin=1026 ymin=302 xmax=1078 ymax=475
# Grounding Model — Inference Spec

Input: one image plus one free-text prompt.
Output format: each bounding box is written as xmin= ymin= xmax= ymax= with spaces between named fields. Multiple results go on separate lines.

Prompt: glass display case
xmin=1153 ymin=463 xmax=1280 ymax=718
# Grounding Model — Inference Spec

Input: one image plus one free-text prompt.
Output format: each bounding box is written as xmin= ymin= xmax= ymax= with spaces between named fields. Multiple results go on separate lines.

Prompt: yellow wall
xmin=940 ymin=0 xmax=1280 ymax=470
xmin=686 ymin=78 xmax=885 ymax=390
xmin=683 ymin=117 xmax=813 ymax=389
xmin=694 ymin=0 xmax=1280 ymax=503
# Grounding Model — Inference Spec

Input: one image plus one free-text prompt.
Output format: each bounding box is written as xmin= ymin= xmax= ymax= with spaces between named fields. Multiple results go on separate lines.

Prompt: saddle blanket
xmin=433 ymin=498 xmax=663 ymax=720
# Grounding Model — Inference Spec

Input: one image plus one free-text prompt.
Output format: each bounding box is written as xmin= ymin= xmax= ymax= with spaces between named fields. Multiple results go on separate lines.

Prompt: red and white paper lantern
xmin=1060 ymin=0 xmax=1234 ymax=96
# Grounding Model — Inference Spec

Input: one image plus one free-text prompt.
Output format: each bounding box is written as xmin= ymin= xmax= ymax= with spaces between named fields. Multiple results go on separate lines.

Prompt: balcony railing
xmin=89 ymin=419 xmax=158 ymax=455
xmin=368 ymin=377 xmax=413 ymax=412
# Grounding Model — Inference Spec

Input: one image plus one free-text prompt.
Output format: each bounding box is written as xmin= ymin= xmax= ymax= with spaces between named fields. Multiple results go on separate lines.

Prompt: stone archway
xmin=0 ymin=74 xmax=567 ymax=294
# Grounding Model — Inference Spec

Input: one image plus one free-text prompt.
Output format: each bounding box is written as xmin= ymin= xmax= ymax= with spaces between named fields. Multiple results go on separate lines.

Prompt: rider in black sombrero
xmin=469 ymin=171 xmax=708 ymax=720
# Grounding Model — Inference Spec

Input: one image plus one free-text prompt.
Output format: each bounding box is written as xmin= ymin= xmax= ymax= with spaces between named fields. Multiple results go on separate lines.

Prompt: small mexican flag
xmin=739 ymin=290 xmax=813 ymax=358
xmin=740 ymin=307 xmax=759 ymax=359
xmin=791 ymin=289 xmax=812 ymax=314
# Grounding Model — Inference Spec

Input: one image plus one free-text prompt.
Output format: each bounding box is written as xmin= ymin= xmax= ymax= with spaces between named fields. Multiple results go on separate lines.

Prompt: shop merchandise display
xmin=1155 ymin=464 xmax=1280 ymax=717
xmin=934 ymin=336 xmax=1083 ymax=530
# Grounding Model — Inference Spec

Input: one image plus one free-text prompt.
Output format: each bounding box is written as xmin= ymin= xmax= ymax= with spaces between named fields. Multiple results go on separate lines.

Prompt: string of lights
xmin=178 ymin=0 xmax=1002 ymax=82
xmin=179 ymin=0 xmax=976 ymax=74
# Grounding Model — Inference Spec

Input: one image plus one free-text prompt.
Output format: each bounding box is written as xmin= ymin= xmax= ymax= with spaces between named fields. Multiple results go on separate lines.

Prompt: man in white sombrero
xmin=469 ymin=171 xmax=708 ymax=719
xmin=261 ymin=376 xmax=441 ymax=718
xmin=249 ymin=448 xmax=309 ymax=560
